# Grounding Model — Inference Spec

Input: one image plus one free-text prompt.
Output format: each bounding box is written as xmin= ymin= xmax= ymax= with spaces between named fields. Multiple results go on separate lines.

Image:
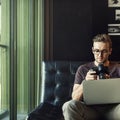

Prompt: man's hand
xmin=85 ymin=69 xmax=97 ymax=80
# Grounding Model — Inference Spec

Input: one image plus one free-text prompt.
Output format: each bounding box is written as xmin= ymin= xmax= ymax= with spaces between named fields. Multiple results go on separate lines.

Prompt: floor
xmin=1 ymin=114 xmax=27 ymax=120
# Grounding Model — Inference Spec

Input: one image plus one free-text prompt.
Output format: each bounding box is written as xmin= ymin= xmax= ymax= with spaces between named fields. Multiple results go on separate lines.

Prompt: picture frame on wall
xmin=108 ymin=24 xmax=120 ymax=35
xmin=115 ymin=9 xmax=120 ymax=21
xmin=108 ymin=0 xmax=120 ymax=7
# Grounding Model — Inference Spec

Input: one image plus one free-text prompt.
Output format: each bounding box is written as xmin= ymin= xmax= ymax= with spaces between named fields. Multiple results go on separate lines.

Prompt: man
xmin=62 ymin=34 xmax=120 ymax=120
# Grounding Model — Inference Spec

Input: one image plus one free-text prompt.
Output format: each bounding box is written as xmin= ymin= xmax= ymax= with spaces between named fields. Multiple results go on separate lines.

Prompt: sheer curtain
xmin=16 ymin=0 xmax=44 ymax=113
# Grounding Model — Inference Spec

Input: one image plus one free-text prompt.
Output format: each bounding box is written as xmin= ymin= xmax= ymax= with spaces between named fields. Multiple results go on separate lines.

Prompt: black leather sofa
xmin=27 ymin=61 xmax=87 ymax=120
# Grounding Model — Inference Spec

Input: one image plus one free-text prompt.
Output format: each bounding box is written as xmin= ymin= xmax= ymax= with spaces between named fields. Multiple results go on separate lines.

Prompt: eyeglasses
xmin=93 ymin=49 xmax=109 ymax=55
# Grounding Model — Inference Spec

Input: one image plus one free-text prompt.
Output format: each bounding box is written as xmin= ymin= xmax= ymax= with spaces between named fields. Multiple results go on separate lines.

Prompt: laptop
xmin=83 ymin=78 xmax=120 ymax=105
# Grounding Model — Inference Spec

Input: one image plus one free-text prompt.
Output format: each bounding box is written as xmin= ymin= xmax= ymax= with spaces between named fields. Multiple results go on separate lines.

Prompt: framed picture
xmin=115 ymin=9 xmax=120 ymax=21
xmin=108 ymin=0 xmax=120 ymax=7
xmin=108 ymin=24 xmax=120 ymax=35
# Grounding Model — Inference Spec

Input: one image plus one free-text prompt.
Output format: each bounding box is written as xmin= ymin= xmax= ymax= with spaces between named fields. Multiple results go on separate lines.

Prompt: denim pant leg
xmin=62 ymin=100 xmax=100 ymax=120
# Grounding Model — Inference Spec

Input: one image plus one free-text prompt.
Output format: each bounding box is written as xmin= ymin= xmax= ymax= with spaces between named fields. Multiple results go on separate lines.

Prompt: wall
xmin=44 ymin=0 xmax=120 ymax=61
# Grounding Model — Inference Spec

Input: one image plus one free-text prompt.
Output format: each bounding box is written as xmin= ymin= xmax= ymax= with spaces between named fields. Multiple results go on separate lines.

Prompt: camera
xmin=91 ymin=63 xmax=109 ymax=79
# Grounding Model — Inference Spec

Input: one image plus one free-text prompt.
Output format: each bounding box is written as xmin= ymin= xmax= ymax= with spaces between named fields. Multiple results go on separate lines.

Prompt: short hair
xmin=92 ymin=34 xmax=112 ymax=48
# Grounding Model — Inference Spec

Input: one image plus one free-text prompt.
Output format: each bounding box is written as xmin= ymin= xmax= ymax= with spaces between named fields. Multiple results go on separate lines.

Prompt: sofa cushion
xmin=27 ymin=102 xmax=64 ymax=120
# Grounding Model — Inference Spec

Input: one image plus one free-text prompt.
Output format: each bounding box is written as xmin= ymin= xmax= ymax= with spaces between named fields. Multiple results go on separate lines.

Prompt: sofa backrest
xmin=40 ymin=61 xmax=87 ymax=106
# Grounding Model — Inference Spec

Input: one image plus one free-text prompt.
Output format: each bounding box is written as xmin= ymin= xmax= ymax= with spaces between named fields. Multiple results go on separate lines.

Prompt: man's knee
xmin=62 ymin=100 xmax=84 ymax=120
xmin=62 ymin=99 xmax=83 ymax=112
xmin=62 ymin=100 xmax=72 ymax=112
xmin=109 ymin=104 xmax=120 ymax=119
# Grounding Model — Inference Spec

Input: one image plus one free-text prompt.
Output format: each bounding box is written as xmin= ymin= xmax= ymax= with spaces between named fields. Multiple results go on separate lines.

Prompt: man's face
xmin=92 ymin=42 xmax=112 ymax=64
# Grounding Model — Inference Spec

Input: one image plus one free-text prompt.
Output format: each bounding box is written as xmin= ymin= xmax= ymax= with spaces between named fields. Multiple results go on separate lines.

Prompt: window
xmin=0 ymin=0 xmax=44 ymax=119
xmin=0 ymin=0 xmax=10 ymax=119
